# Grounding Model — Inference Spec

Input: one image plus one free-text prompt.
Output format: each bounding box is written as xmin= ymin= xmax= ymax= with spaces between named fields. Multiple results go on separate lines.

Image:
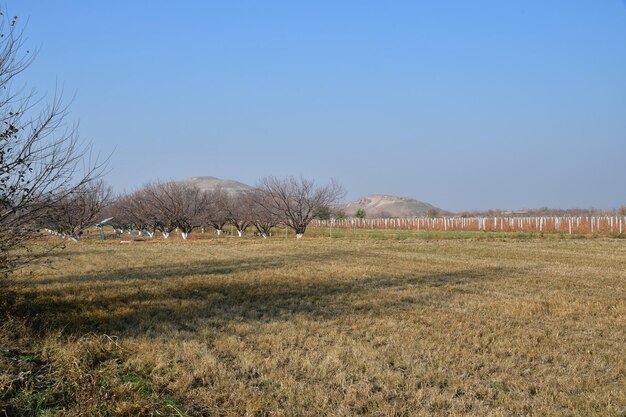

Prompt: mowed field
xmin=2 ymin=235 xmax=625 ymax=416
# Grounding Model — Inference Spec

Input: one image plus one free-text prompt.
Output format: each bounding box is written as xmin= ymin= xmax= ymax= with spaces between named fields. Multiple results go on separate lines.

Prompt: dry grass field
xmin=1 ymin=235 xmax=625 ymax=416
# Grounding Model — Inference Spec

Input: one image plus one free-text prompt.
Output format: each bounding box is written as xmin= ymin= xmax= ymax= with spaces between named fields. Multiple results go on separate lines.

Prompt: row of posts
xmin=313 ymin=216 xmax=626 ymax=235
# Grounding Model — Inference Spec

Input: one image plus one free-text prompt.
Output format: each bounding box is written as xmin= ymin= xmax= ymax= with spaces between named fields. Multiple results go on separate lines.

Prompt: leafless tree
xmin=42 ymin=181 xmax=111 ymax=241
xmin=203 ymin=188 xmax=229 ymax=236
xmin=139 ymin=181 xmax=206 ymax=240
xmin=256 ymin=176 xmax=345 ymax=239
xmin=246 ymin=189 xmax=281 ymax=238
xmin=105 ymin=191 xmax=157 ymax=238
xmin=170 ymin=182 xmax=207 ymax=240
xmin=224 ymin=193 xmax=252 ymax=237
xmin=100 ymin=194 xmax=134 ymax=235
xmin=135 ymin=183 xmax=175 ymax=239
xmin=0 ymin=13 xmax=106 ymax=275
xmin=136 ymin=188 xmax=167 ymax=238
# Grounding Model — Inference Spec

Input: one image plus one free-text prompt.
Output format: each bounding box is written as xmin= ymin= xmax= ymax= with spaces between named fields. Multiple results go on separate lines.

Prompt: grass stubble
xmin=1 ymin=235 xmax=625 ymax=416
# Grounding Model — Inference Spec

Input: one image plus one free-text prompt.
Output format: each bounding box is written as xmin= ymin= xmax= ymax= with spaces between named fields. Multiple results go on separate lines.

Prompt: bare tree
xmin=0 ymin=13 xmax=106 ymax=275
xmin=139 ymin=181 xmax=206 ymax=240
xmin=224 ymin=193 xmax=252 ymax=237
xmin=100 ymin=193 xmax=135 ymax=236
xmin=169 ymin=182 xmax=207 ymax=240
xmin=103 ymin=191 xmax=155 ymax=238
xmin=257 ymin=176 xmax=345 ymax=239
xmin=42 ymin=181 xmax=111 ymax=241
xmin=127 ymin=190 xmax=158 ymax=238
xmin=203 ymin=188 xmax=229 ymax=236
xmin=246 ymin=189 xmax=280 ymax=238
xmin=137 ymin=182 xmax=177 ymax=239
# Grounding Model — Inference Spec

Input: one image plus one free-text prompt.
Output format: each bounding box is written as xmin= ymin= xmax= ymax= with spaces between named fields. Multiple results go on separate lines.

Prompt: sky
xmin=12 ymin=1 xmax=626 ymax=211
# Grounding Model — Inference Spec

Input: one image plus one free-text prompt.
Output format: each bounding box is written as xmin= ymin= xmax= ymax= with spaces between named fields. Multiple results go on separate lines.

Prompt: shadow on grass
xmin=13 ymin=252 xmax=520 ymax=338
xmin=33 ymin=255 xmax=315 ymax=286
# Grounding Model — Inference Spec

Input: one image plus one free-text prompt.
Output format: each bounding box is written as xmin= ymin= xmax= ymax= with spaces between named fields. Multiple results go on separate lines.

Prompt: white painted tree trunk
xmin=162 ymin=232 xmax=170 ymax=239
xmin=237 ymin=230 xmax=244 ymax=237
xmin=146 ymin=231 xmax=154 ymax=238
xmin=261 ymin=232 xmax=268 ymax=239
xmin=216 ymin=229 xmax=223 ymax=236
xmin=181 ymin=232 xmax=189 ymax=240
xmin=296 ymin=233 xmax=304 ymax=239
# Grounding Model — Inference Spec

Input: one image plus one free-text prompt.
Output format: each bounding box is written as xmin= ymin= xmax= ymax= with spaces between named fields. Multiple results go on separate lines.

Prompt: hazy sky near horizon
xmin=14 ymin=1 xmax=626 ymax=211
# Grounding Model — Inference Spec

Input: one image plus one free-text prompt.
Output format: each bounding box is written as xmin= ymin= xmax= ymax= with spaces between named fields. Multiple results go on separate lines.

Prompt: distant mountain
xmin=342 ymin=194 xmax=444 ymax=218
xmin=174 ymin=178 xmax=443 ymax=217
xmin=176 ymin=176 xmax=253 ymax=194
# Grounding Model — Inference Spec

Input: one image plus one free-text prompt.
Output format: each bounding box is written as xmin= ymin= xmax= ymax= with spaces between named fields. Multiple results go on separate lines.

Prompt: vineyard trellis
xmin=312 ymin=216 xmax=626 ymax=236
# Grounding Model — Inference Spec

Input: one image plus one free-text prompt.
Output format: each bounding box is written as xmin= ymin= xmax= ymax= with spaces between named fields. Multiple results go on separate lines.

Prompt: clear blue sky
xmin=14 ymin=1 xmax=626 ymax=211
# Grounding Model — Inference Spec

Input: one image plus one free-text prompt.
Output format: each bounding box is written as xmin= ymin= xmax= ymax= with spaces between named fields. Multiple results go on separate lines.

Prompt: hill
xmin=174 ymin=178 xmax=443 ymax=217
xmin=343 ymin=194 xmax=443 ymax=218
xmin=176 ymin=176 xmax=253 ymax=194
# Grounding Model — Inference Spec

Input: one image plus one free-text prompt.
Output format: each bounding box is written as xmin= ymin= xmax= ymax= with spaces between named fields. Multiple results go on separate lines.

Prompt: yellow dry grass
xmin=3 ymin=237 xmax=626 ymax=416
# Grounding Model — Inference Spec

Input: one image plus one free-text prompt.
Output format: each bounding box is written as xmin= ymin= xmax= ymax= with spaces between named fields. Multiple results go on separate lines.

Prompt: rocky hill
xmin=342 ymin=194 xmax=443 ymax=218
xmin=175 ymin=177 xmax=443 ymax=217
xmin=176 ymin=176 xmax=253 ymax=194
